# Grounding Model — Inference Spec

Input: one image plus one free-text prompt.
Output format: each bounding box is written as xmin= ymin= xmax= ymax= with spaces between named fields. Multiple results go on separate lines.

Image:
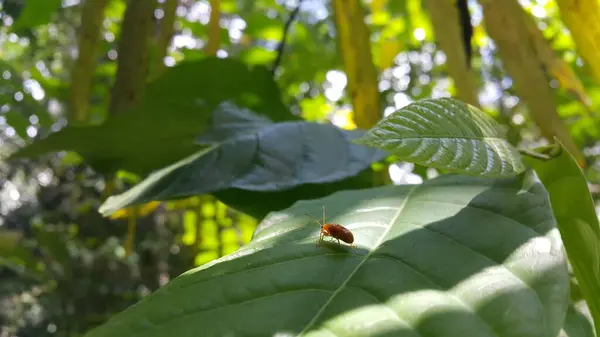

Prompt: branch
xmin=69 ymin=0 xmax=110 ymax=124
xmin=152 ymin=0 xmax=178 ymax=79
xmin=205 ymin=0 xmax=221 ymax=56
xmin=109 ymin=0 xmax=156 ymax=115
xmin=271 ymin=1 xmax=303 ymax=75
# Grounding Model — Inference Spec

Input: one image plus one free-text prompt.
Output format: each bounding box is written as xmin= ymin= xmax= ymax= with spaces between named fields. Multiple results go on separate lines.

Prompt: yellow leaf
xmin=472 ymin=24 xmax=488 ymax=48
xmin=556 ymin=0 xmax=600 ymax=83
xmin=201 ymin=202 xmax=216 ymax=217
xmin=379 ymin=40 xmax=402 ymax=70
xmin=549 ymin=59 xmax=592 ymax=108
xmin=108 ymin=201 xmax=161 ymax=219
xmin=221 ymin=228 xmax=238 ymax=244
xmin=300 ymin=95 xmax=332 ymax=121
xmin=407 ymin=0 xmax=433 ymax=42
xmin=241 ymin=226 xmax=254 ymax=244
xmin=258 ymin=26 xmax=283 ymax=41
xmin=181 ymin=210 xmax=197 ymax=245
xmin=195 ymin=251 xmax=219 ymax=266
xmin=371 ymin=11 xmax=391 ymax=26
xmin=381 ymin=17 xmax=406 ymax=39
xmin=222 ymin=243 xmax=239 ymax=255
xmin=521 ymin=8 xmax=592 ymax=109
xmin=165 ymin=196 xmax=201 ymax=211
xmin=371 ymin=0 xmax=388 ymax=13
xmin=201 ymin=219 xmax=218 ymax=237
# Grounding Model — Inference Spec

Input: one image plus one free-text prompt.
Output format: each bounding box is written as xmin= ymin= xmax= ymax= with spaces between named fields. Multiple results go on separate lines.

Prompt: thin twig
xmin=271 ymin=0 xmax=304 ymax=75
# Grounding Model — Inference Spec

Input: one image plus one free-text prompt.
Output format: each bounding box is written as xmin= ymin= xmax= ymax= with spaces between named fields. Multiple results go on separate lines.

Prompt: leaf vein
xmin=180 ymin=253 xmax=364 ymax=290
xmin=130 ymin=288 xmax=333 ymax=336
xmin=369 ymin=255 xmax=501 ymax=337
xmin=297 ymin=184 xmax=420 ymax=335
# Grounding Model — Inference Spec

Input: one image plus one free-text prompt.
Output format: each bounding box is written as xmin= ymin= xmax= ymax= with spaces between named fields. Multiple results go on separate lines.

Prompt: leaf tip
xmin=98 ymin=198 xmax=123 ymax=218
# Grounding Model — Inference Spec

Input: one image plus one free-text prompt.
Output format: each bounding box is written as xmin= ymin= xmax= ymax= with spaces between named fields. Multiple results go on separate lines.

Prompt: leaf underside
xmin=355 ymin=98 xmax=526 ymax=178
xmin=87 ymin=170 xmax=569 ymax=337
xmin=98 ymin=104 xmax=388 ymax=215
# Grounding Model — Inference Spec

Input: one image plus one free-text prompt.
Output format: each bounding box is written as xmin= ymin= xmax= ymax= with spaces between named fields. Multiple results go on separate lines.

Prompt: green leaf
xmin=560 ymin=301 xmax=597 ymax=337
xmin=212 ymin=168 xmax=377 ymax=219
xmin=524 ymin=141 xmax=600 ymax=336
xmin=354 ymin=98 xmax=526 ymax=178
xmin=98 ymin=103 xmax=388 ymax=215
xmin=86 ymin=171 xmax=569 ymax=337
xmin=141 ymin=57 xmax=297 ymax=122
xmin=8 ymin=110 xmax=208 ymax=175
xmin=8 ymin=58 xmax=297 ymax=175
xmin=12 ymin=0 xmax=62 ymax=30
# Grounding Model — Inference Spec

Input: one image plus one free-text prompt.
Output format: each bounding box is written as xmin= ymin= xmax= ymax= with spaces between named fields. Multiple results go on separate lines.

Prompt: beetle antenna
xmin=305 ymin=213 xmax=323 ymax=227
xmin=322 ymin=205 xmax=326 ymax=224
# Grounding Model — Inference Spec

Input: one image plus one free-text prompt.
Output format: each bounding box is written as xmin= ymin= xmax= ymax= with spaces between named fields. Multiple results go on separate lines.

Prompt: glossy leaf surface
xmin=99 ymin=103 xmax=388 ymax=215
xmin=355 ymin=98 xmax=526 ymax=177
xmin=87 ymin=171 xmax=569 ymax=337
xmin=525 ymin=142 xmax=600 ymax=336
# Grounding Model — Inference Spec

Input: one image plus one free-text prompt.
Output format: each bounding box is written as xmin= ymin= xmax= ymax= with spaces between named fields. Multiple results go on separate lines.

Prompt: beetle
xmin=306 ymin=206 xmax=354 ymax=246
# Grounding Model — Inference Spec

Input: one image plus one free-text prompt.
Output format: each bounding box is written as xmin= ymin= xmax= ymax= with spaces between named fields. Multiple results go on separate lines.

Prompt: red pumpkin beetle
xmin=306 ymin=206 xmax=354 ymax=246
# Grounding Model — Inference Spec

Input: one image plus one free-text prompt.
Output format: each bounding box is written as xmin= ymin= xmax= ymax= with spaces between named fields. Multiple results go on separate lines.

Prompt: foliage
xmin=98 ymin=102 xmax=388 ymax=217
xmin=86 ymin=171 xmax=569 ymax=337
xmin=524 ymin=141 xmax=600 ymax=334
xmin=8 ymin=58 xmax=299 ymax=175
xmin=1 ymin=0 xmax=600 ymax=336
xmin=355 ymin=98 xmax=526 ymax=177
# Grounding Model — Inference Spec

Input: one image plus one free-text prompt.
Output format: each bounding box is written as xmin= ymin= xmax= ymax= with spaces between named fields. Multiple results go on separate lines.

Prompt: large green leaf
xmin=354 ymin=98 xmax=526 ymax=178
xmin=8 ymin=58 xmax=297 ymax=175
xmin=524 ymin=141 xmax=600 ymax=336
xmin=86 ymin=171 xmax=569 ymax=337
xmin=7 ymin=109 xmax=208 ymax=175
xmin=98 ymin=103 xmax=388 ymax=215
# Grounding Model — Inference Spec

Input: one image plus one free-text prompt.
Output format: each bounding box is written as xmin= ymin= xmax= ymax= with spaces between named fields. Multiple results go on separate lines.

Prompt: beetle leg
xmin=317 ymin=232 xmax=324 ymax=247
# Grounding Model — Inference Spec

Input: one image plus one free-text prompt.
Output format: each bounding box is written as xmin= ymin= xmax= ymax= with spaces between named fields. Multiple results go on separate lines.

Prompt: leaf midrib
xmin=368 ymin=134 xmax=508 ymax=141
xmin=297 ymin=184 xmax=420 ymax=335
